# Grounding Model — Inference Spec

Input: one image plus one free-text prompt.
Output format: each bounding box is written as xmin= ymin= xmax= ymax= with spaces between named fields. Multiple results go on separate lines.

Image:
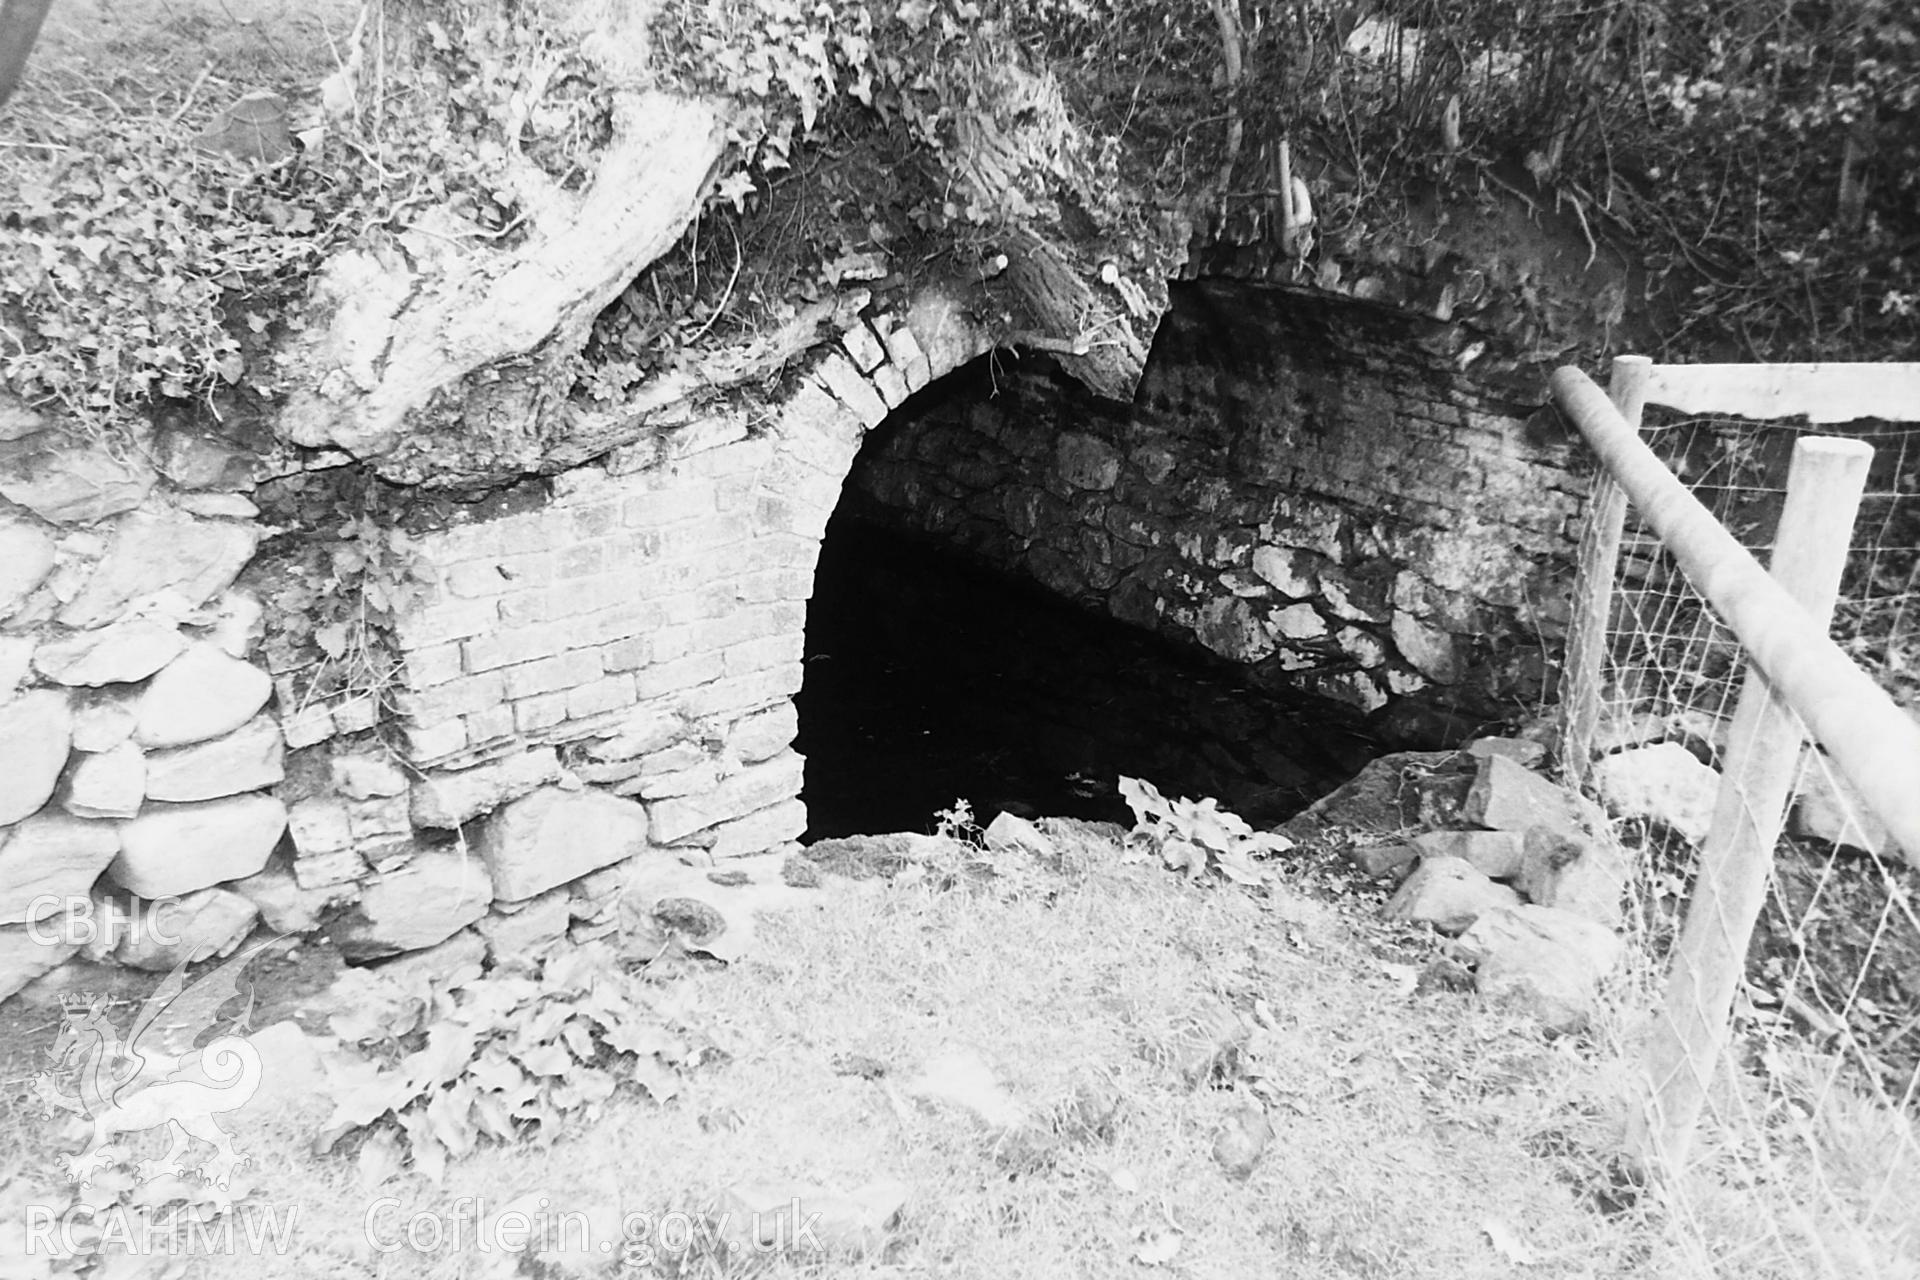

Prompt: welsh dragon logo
xmin=33 ymin=937 xmax=289 ymax=1190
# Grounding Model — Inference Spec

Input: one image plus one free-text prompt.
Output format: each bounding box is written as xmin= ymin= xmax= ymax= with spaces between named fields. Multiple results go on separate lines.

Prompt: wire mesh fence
xmin=1561 ymin=401 xmax=1920 ymax=1276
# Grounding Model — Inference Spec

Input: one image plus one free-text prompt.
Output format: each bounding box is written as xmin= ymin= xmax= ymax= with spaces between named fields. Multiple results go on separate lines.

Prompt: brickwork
xmin=844 ymin=280 xmax=1588 ymax=734
xmin=393 ymin=298 xmax=986 ymax=858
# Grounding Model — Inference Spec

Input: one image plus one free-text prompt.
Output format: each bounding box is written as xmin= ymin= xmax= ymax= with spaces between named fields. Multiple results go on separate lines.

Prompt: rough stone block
xmin=1592 ymin=743 xmax=1719 ymax=845
xmin=585 ymin=708 xmax=685 ymax=763
xmin=872 ymin=361 xmax=911 ymax=409
xmin=633 ymin=762 xmax=721 ymax=800
xmin=0 ymin=922 xmax=80 ymax=1001
xmin=288 ymin=796 xmax=353 ymax=857
xmin=33 ymin=619 xmax=185 ymax=686
xmin=478 ymin=786 xmax=649 ymax=901
xmin=1390 ymin=609 xmax=1459 ymax=684
xmin=292 ymin=847 xmax=367 ymax=890
xmin=723 ymin=633 xmax=805 ymax=677
xmin=839 ymin=320 xmax=888 ymax=373
xmin=98 ymin=887 xmax=259 ymax=971
xmin=813 ymin=353 xmax=889 ymax=428
xmin=883 ymin=322 xmax=933 ymax=391
xmin=477 ymin=888 xmax=573 ymax=968
xmin=513 ymin=691 xmax=570 ymax=734
xmin=0 ymin=438 xmax=155 ymax=524
xmin=1790 ymin=756 xmax=1890 ymax=855
xmin=1054 ymin=433 xmax=1121 ymax=491
xmin=110 ymin=793 xmax=287 ymax=899
xmin=230 ymin=857 xmax=359 ymax=933
xmin=568 ymin=674 xmax=636 ymax=720
xmin=144 ymin=713 xmax=284 ymax=803
xmin=134 ymin=645 xmax=272 ymax=750
xmin=332 ymin=845 xmax=494 ymax=960
xmin=0 ymin=690 xmax=73 ymax=825
xmin=404 ymin=642 xmax=465 ymax=689
xmin=678 ymin=666 xmax=805 ymax=721
xmin=599 ymin=637 xmax=649 ymax=673
xmin=63 ymin=742 xmax=147 ymax=820
xmin=1464 ymin=736 xmax=1548 ymax=769
xmin=634 ymin=652 xmax=727 ymax=701
xmin=1462 ymin=754 xmax=1594 ymax=840
xmin=502 ymin=650 xmax=603 ymax=701
xmin=1516 ymin=827 xmax=1628 ymax=926
xmin=648 ymin=750 xmax=804 ymax=844
xmin=1349 ymin=842 xmax=1418 ymax=881
xmin=404 ymin=718 xmax=467 ymax=762
xmin=395 ymin=596 xmax=499 ymax=650
xmin=0 ymin=811 xmax=121 ymax=924
xmin=410 ymin=748 xmax=564 ymax=829
xmin=1456 ymin=904 xmax=1624 ymax=1032
xmin=729 ymin=702 xmax=798 ymax=764
xmin=1409 ymin=830 xmax=1524 ymax=879
xmin=348 ymin=794 xmax=411 ymax=843
xmin=709 ymin=798 xmax=808 ymax=859
xmin=462 ymin=622 xmax=570 ymax=674
xmin=58 ymin=510 xmax=258 ymax=628
xmin=1384 ymin=855 xmax=1520 ymax=936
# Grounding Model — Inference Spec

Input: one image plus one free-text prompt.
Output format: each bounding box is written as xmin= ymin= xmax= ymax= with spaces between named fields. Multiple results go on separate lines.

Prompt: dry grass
xmin=7 ymin=824 xmax=1916 ymax=1278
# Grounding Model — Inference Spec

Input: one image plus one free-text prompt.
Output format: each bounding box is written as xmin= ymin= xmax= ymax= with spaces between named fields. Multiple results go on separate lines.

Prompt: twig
xmin=166 ymin=65 xmax=213 ymax=126
xmin=684 ymin=221 xmax=743 ymax=348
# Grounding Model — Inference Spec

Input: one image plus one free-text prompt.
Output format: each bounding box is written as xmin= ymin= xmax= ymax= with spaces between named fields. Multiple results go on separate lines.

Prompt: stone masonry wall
xmin=844 ymin=280 xmax=1590 ymax=741
xmin=373 ymin=299 xmax=986 ymax=874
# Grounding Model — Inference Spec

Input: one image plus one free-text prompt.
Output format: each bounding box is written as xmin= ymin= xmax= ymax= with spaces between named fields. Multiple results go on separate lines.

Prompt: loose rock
xmin=1461 ymin=753 xmax=1595 ymax=839
xmin=1409 ymin=829 xmax=1524 ymax=879
xmin=1457 ymin=904 xmax=1625 ymax=1032
xmin=1591 ymin=742 xmax=1719 ymax=845
xmin=144 ymin=713 xmax=285 ymax=802
xmin=1789 ymin=755 xmax=1890 ymax=855
xmin=0 ymin=690 xmax=73 ymax=826
xmin=1384 ymin=855 xmax=1521 ymax=935
xmin=1516 ymin=827 xmax=1629 ymax=926
xmin=133 ymin=644 xmax=273 ymax=749
xmin=110 ymin=793 xmax=287 ymax=898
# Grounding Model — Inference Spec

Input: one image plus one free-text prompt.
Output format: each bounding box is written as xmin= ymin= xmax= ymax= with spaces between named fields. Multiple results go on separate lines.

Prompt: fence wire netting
xmin=1564 ymin=404 xmax=1920 ymax=1276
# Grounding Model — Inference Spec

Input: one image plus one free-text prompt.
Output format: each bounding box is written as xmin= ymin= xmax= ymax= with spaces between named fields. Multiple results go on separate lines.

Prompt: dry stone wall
xmin=844 ymin=280 xmax=1590 ymax=743
xmin=0 ymin=292 xmax=989 ymax=1002
xmin=0 ymin=407 xmax=287 ymax=996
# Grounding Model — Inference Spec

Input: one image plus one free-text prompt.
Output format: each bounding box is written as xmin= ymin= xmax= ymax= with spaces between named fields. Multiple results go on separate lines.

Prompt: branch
xmin=279 ymin=90 xmax=727 ymax=460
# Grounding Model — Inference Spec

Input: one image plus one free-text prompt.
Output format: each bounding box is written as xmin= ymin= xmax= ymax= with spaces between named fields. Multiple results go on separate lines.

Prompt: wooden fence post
xmin=1557 ymin=355 xmax=1651 ymax=787
xmin=1627 ymin=436 xmax=1874 ymax=1174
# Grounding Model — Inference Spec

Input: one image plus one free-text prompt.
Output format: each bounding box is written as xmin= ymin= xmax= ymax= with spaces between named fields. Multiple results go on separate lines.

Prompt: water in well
xmin=795 ymin=510 xmax=1380 ymax=840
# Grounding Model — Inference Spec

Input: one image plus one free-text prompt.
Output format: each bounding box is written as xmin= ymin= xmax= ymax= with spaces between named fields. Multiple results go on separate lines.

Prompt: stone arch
xmin=386 ymin=291 xmax=992 ymax=865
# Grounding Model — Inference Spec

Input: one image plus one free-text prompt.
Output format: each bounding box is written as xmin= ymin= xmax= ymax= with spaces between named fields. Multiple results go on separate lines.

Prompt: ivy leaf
xmin=397 ymin=1108 xmax=448 ymax=1184
xmin=715 ymin=170 xmax=756 ymax=211
xmin=426 ymin=1081 xmax=477 ymax=1157
xmin=516 ymin=1041 xmax=574 ymax=1077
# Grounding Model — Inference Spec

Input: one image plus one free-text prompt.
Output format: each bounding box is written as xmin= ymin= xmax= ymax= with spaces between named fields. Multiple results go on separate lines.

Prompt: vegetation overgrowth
xmin=2 ymin=0 xmax=1914 ymax=446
